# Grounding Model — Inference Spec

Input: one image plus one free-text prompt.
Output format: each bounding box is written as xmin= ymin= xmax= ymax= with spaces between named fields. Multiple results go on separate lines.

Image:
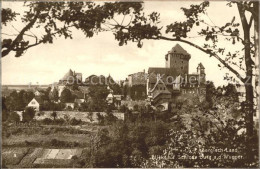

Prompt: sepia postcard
xmin=1 ymin=0 xmax=259 ymax=168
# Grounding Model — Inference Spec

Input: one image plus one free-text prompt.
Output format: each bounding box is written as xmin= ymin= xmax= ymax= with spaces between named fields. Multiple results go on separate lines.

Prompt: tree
xmin=5 ymin=90 xmax=35 ymax=111
xmin=205 ymin=81 xmax=216 ymax=108
xmin=8 ymin=111 xmax=20 ymax=123
xmin=51 ymin=111 xmax=57 ymax=121
xmin=109 ymin=83 xmax=122 ymax=95
xmin=22 ymin=107 xmax=36 ymax=122
xmin=1 ymin=1 xmax=144 ymax=58
xmin=2 ymin=97 xmax=9 ymax=122
xmin=87 ymin=85 xmax=109 ymax=112
xmin=41 ymin=87 xmax=52 ymax=101
xmin=49 ymin=87 xmax=59 ymax=102
xmin=129 ymin=85 xmax=146 ymax=100
xmin=60 ymin=88 xmax=74 ymax=103
xmin=22 ymin=90 xmax=35 ymax=105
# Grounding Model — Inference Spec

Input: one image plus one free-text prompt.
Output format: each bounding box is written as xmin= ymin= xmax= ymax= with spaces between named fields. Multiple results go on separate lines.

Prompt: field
xmin=2 ymin=147 xmax=29 ymax=166
xmin=2 ymin=147 xmax=84 ymax=168
xmin=1 ymin=109 xmax=114 ymax=168
xmin=2 ymin=123 xmax=103 ymax=168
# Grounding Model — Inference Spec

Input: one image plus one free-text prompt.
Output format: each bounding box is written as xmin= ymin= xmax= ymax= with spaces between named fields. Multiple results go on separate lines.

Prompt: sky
xmin=1 ymin=1 xmax=245 ymax=87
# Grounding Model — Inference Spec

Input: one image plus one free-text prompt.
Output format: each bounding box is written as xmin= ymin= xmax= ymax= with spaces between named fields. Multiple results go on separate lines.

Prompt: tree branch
xmin=2 ymin=10 xmax=40 ymax=58
xmin=248 ymin=15 xmax=253 ymax=28
xmin=151 ymin=35 xmax=246 ymax=83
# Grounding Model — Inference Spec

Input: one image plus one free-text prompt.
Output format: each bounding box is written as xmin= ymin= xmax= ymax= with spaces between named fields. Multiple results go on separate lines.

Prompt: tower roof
xmin=197 ymin=62 xmax=205 ymax=69
xmin=168 ymin=44 xmax=190 ymax=55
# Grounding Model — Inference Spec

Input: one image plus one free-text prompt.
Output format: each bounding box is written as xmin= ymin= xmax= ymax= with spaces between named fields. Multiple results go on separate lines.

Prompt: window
xmin=31 ymin=101 xmax=35 ymax=105
xmin=181 ymin=66 xmax=183 ymax=70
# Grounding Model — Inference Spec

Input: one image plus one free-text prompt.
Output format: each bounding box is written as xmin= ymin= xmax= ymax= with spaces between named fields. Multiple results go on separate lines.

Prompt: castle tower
xmin=165 ymin=44 xmax=191 ymax=75
xmin=197 ymin=63 xmax=206 ymax=84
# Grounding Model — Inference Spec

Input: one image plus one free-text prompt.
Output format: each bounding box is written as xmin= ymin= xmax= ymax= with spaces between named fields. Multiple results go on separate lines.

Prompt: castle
xmin=147 ymin=44 xmax=206 ymax=109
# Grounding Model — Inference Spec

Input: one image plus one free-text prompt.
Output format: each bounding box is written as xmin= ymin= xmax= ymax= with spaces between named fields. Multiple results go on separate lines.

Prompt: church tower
xmin=165 ymin=44 xmax=191 ymax=75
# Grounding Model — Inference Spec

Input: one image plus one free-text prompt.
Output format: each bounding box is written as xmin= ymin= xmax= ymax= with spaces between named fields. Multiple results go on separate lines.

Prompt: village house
xmin=106 ymin=86 xmax=123 ymax=107
xmin=27 ymin=97 xmax=44 ymax=111
xmin=34 ymin=89 xmax=45 ymax=96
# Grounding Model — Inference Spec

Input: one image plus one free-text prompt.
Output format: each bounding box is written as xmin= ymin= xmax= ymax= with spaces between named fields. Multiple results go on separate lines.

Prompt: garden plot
xmin=2 ymin=148 xmax=29 ymax=166
xmin=19 ymin=148 xmax=44 ymax=167
xmin=34 ymin=149 xmax=83 ymax=165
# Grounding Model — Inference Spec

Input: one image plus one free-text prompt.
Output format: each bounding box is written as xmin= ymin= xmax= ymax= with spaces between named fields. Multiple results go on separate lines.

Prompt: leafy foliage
xmin=8 ymin=111 xmax=21 ymax=123
xmin=86 ymin=85 xmax=109 ymax=112
xmin=142 ymin=83 xmax=258 ymax=168
xmin=60 ymin=88 xmax=74 ymax=103
xmin=1 ymin=8 xmax=18 ymax=26
xmin=1 ymin=1 xmax=146 ymax=57
xmin=49 ymin=87 xmax=59 ymax=102
xmin=22 ymin=107 xmax=36 ymax=122
xmin=5 ymin=90 xmax=35 ymax=111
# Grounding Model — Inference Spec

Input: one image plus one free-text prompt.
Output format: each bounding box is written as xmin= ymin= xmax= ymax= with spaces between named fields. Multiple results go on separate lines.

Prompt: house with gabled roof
xmin=27 ymin=97 xmax=44 ymax=111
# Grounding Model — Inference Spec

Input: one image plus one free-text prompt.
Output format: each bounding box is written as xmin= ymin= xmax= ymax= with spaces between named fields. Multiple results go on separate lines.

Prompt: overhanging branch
xmin=151 ymin=35 xmax=246 ymax=83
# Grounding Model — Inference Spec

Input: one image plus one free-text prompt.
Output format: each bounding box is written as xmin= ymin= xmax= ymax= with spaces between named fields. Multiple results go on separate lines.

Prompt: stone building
xmin=147 ymin=44 xmax=206 ymax=108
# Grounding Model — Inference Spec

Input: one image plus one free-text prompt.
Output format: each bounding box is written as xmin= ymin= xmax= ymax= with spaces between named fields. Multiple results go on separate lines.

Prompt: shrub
xmin=104 ymin=112 xmax=117 ymax=125
xmin=53 ymin=118 xmax=65 ymax=125
xmin=8 ymin=111 xmax=20 ymax=123
xmin=50 ymin=139 xmax=66 ymax=147
xmin=71 ymin=155 xmax=78 ymax=160
xmin=10 ymin=127 xmax=23 ymax=135
xmin=70 ymin=118 xmax=82 ymax=125
xmin=24 ymin=140 xmax=31 ymax=146
xmin=41 ymin=118 xmax=53 ymax=125
xmin=37 ymin=111 xmax=45 ymax=116
xmin=41 ymin=130 xmax=51 ymax=135
xmin=97 ymin=113 xmax=104 ymax=125
xmin=5 ymin=132 xmax=11 ymax=138
xmin=73 ymin=141 xmax=80 ymax=147
xmin=75 ymin=159 xmax=86 ymax=168
xmin=23 ymin=107 xmax=36 ymax=122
